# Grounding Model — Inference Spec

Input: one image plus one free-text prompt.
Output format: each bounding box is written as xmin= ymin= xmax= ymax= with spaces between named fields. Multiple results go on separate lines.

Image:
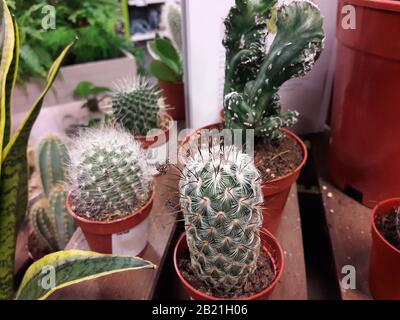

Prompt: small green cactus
xmin=179 ymin=146 xmax=263 ymax=293
xmin=68 ymin=127 xmax=152 ymax=220
xmin=110 ymin=77 xmax=162 ymax=136
xmin=223 ymin=0 xmax=325 ymax=140
xmin=30 ymin=185 xmax=76 ymax=252
xmin=38 ymin=134 xmax=70 ymax=196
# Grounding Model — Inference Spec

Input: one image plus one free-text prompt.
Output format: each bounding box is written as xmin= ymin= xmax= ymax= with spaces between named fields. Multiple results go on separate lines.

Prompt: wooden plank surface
xmin=311 ymin=132 xmax=373 ymax=300
xmin=51 ymin=171 xmax=179 ymax=300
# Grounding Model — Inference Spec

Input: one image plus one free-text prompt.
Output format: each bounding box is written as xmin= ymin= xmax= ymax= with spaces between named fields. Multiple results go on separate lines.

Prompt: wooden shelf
xmin=310 ymin=131 xmax=373 ymax=300
xmin=131 ymin=30 xmax=167 ymax=42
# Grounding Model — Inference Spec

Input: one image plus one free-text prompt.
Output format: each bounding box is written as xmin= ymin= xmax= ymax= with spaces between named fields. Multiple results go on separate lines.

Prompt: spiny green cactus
xmin=30 ymin=184 xmax=76 ymax=252
xmin=223 ymin=0 xmax=325 ymax=140
xmin=111 ymin=77 xmax=162 ymax=136
xmin=179 ymin=146 xmax=263 ymax=293
xmin=167 ymin=4 xmax=183 ymax=53
xmin=68 ymin=127 xmax=152 ymax=220
xmin=38 ymin=134 xmax=70 ymax=196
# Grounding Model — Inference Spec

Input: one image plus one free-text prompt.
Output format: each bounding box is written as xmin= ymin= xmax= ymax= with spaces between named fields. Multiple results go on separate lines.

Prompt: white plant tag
xmin=111 ymin=217 xmax=149 ymax=256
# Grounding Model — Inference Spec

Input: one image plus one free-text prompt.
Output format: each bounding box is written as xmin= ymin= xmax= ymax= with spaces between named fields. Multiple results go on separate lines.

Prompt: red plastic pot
xmin=159 ymin=80 xmax=185 ymax=120
xmin=179 ymin=122 xmax=307 ymax=235
xmin=134 ymin=113 xmax=173 ymax=149
xmin=329 ymin=0 xmax=400 ymax=208
xmin=369 ymin=198 xmax=400 ymax=300
xmin=66 ymin=186 xmax=155 ymax=255
xmin=173 ymin=228 xmax=284 ymax=300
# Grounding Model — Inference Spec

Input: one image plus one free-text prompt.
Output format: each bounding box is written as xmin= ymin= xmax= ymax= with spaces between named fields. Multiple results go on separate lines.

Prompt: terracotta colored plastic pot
xmin=173 ymin=228 xmax=284 ymax=300
xmin=179 ymin=123 xmax=307 ymax=235
xmin=369 ymin=198 xmax=400 ymax=300
xmin=159 ymin=80 xmax=185 ymax=120
xmin=66 ymin=186 xmax=155 ymax=255
xmin=329 ymin=0 xmax=400 ymax=208
xmin=135 ymin=113 xmax=173 ymax=176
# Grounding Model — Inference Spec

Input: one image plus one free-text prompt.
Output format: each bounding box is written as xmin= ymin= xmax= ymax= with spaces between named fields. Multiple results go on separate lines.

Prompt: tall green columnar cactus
xmin=111 ymin=77 xmax=162 ymax=136
xmin=38 ymin=134 xmax=70 ymax=196
xmin=31 ymin=184 xmax=76 ymax=251
xmin=223 ymin=0 xmax=325 ymax=139
xmin=179 ymin=146 xmax=264 ymax=293
xmin=167 ymin=4 xmax=183 ymax=53
xmin=68 ymin=127 xmax=152 ymax=220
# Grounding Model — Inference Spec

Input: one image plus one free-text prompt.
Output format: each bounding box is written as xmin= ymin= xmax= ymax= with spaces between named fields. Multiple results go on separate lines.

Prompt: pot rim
xmin=340 ymin=0 xmax=400 ymax=12
xmin=179 ymin=122 xmax=307 ymax=185
xmin=134 ymin=112 xmax=173 ymax=141
xmin=371 ymin=197 xmax=400 ymax=255
xmin=66 ymin=183 xmax=155 ymax=226
xmin=173 ymin=228 xmax=285 ymax=300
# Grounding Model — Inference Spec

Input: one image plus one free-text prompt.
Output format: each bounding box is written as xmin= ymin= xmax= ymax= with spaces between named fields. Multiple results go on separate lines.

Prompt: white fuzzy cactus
xmin=68 ymin=127 xmax=152 ymax=219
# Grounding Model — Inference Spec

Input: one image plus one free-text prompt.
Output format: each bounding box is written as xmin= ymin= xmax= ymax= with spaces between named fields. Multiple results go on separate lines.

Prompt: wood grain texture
xmin=51 ymin=172 xmax=178 ymax=300
xmin=311 ymin=132 xmax=373 ymax=300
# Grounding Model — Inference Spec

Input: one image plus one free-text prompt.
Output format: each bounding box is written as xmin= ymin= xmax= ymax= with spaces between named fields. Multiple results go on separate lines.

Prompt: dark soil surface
xmin=179 ymin=250 xmax=276 ymax=299
xmin=254 ymin=133 xmax=303 ymax=181
xmin=376 ymin=209 xmax=400 ymax=250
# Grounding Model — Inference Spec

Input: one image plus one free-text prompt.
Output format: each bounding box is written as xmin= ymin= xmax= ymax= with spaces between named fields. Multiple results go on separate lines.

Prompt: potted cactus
xmin=173 ymin=145 xmax=284 ymax=300
xmin=148 ymin=4 xmax=185 ymax=121
xmin=66 ymin=127 xmax=154 ymax=255
xmin=369 ymin=198 xmax=400 ymax=300
xmin=109 ymin=77 xmax=173 ymax=175
xmin=182 ymin=0 xmax=325 ymax=234
xmin=28 ymin=134 xmax=76 ymax=260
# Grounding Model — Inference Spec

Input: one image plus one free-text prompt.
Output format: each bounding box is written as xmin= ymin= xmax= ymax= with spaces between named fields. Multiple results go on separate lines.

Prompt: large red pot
xmin=369 ymin=198 xmax=400 ymax=300
xmin=66 ymin=186 xmax=154 ymax=255
xmin=179 ymin=123 xmax=307 ymax=235
xmin=329 ymin=0 xmax=400 ymax=208
xmin=158 ymin=80 xmax=185 ymax=120
xmin=173 ymin=228 xmax=284 ymax=300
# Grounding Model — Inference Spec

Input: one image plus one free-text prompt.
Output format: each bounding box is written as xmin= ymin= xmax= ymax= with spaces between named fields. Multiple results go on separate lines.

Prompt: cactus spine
xmin=111 ymin=77 xmax=162 ymax=136
xmin=68 ymin=127 xmax=152 ymax=220
xmin=179 ymin=146 xmax=263 ymax=293
xmin=223 ymin=0 xmax=325 ymax=140
xmin=167 ymin=4 xmax=182 ymax=53
xmin=30 ymin=184 xmax=76 ymax=251
xmin=38 ymin=134 xmax=70 ymax=196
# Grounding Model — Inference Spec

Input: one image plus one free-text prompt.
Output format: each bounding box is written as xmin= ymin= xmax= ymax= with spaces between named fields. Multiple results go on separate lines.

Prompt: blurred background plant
xmin=73 ymin=81 xmax=111 ymax=113
xmin=6 ymin=0 xmax=144 ymax=85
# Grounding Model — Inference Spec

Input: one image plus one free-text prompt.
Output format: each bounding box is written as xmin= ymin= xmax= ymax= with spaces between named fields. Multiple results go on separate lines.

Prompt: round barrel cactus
xmin=179 ymin=146 xmax=264 ymax=293
xmin=111 ymin=77 xmax=162 ymax=136
xmin=68 ymin=127 xmax=152 ymax=220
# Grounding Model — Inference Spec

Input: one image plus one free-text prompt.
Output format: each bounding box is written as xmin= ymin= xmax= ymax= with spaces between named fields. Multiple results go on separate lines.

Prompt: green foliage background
xmin=7 ymin=0 xmax=141 ymax=84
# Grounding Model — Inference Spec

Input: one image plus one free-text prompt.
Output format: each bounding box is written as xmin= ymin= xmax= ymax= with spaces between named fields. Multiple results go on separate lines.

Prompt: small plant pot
xmin=179 ymin=121 xmax=307 ymax=235
xmin=369 ymin=198 xmax=400 ymax=300
xmin=135 ymin=113 xmax=173 ymax=176
xmin=66 ymin=186 xmax=155 ymax=256
xmin=158 ymin=80 xmax=185 ymax=120
xmin=173 ymin=228 xmax=284 ymax=300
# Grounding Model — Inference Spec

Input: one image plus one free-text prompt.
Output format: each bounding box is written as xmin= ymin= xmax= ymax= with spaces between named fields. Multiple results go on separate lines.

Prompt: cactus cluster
xmin=31 ymin=184 xmax=76 ymax=251
xmin=30 ymin=135 xmax=75 ymax=251
xmin=110 ymin=77 xmax=163 ymax=136
xmin=223 ymin=0 xmax=325 ymax=140
xmin=68 ymin=127 xmax=152 ymax=220
xmin=179 ymin=146 xmax=264 ymax=293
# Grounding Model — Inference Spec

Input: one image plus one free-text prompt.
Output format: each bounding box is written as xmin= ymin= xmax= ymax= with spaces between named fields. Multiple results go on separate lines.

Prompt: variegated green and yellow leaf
xmin=16 ymin=250 xmax=156 ymax=300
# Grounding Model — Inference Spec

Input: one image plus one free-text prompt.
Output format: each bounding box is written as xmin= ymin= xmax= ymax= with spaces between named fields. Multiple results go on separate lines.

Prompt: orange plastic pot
xmin=159 ymin=80 xmax=185 ymax=120
xmin=329 ymin=0 xmax=400 ymax=208
xmin=369 ymin=198 xmax=400 ymax=300
xmin=173 ymin=228 xmax=284 ymax=300
xmin=180 ymin=122 xmax=307 ymax=235
xmin=66 ymin=186 xmax=155 ymax=255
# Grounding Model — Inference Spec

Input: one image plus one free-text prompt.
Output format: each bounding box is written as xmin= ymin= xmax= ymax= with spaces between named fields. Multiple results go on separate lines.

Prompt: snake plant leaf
xmin=0 ymin=0 xmax=16 ymax=169
xmin=0 ymin=2 xmax=75 ymax=298
xmin=16 ymin=250 xmax=156 ymax=300
xmin=150 ymin=60 xmax=181 ymax=82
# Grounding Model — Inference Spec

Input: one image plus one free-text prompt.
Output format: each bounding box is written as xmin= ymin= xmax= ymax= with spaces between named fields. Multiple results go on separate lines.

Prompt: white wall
xmin=182 ymin=0 xmax=338 ymax=133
